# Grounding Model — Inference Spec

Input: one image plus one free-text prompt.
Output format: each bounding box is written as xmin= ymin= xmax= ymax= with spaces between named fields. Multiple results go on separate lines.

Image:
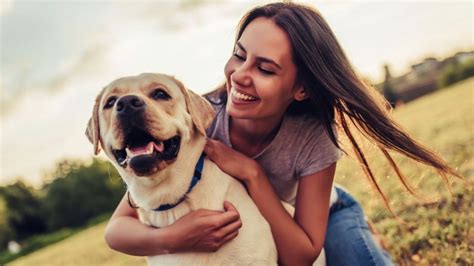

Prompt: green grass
xmin=0 ymin=228 xmax=78 ymax=264
xmin=8 ymin=78 xmax=474 ymax=265
xmin=0 ymin=213 xmax=113 ymax=265
xmin=8 ymin=223 xmax=146 ymax=266
xmin=335 ymin=78 xmax=474 ymax=265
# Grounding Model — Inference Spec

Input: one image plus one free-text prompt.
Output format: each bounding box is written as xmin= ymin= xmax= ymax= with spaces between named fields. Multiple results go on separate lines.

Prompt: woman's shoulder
xmin=280 ymin=114 xmax=342 ymax=177
xmin=283 ymin=113 xmax=327 ymax=139
xmin=279 ymin=113 xmax=341 ymax=156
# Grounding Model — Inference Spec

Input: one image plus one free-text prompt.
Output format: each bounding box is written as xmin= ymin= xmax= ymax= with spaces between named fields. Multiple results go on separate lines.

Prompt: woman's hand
xmin=169 ymin=201 xmax=242 ymax=253
xmin=204 ymin=139 xmax=263 ymax=184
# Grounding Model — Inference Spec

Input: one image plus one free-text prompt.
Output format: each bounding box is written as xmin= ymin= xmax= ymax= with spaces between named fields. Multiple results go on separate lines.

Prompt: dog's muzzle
xmin=111 ymin=95 xmax=181 ymax=176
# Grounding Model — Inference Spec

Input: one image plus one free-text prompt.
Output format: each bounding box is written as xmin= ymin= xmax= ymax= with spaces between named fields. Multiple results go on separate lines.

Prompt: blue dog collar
xmin=153 ymin=153 xmax=205 ymax=212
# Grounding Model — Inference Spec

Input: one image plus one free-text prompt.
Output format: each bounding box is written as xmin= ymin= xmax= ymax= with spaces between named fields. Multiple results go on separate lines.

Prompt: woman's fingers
xmin=194 ymin=208 xmax=223 ymax=217
xmin=205 ymin=139 xmax=233 ymax=159
xmin=216 ymin=218 xmax=242 ymax=240
xmin=170 ymin=202 xmax=242 ymax=253
xmin=204 ymin=139 xmax=217 ymax=158
xmin=223 ymin=200 xmax=237 ymax=212
xmin=212 ymin=202 xmax=242 ymax=246
xmin=220 ymin=230 xmax=239 ymax=245
xmin=205 ymin=203 xmax=240 ymax=229
xmin=206 ymin=213 xmax=242 ymax=251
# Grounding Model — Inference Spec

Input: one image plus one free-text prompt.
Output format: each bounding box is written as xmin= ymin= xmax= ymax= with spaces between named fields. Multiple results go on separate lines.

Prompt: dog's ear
xmin=186 ymin=89 xmax=216 ymax=136
xmin=85 ymin=89 xmax=104 ymax=155
xmin=174 ymin=77 xmax=216 ymax=136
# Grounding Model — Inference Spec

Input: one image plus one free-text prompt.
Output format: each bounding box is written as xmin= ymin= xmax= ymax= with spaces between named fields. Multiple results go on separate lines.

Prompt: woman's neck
xmin=229 ymin=114 xmax=284 ymax=157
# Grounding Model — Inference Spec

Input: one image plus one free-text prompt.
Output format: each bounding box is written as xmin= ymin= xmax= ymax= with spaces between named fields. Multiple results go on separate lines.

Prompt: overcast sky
xmin=1 ymin=0 xmax=473 ymax=187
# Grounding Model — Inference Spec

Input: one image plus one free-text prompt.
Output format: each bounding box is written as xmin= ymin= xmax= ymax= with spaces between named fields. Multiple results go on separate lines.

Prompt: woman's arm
xmin=105 ymin=193 xmax=243 ymax=256
xmin=249 ymin=164 xmax=335 ymax=265
xmin=205 ymin=139 xmax=335 ymax=265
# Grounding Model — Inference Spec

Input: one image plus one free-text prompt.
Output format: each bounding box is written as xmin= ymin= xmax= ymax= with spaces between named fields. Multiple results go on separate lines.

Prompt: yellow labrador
xmin=85 ymin=73 xmax=278 ymax=265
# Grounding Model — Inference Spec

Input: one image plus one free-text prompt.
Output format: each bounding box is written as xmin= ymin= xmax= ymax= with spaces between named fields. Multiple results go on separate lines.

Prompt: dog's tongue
xmin=127 ymin=141 xmax=164 ymax=156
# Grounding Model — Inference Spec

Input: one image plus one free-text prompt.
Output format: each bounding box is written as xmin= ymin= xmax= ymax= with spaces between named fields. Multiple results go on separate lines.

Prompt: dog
xmin=85 ymin=73 xmax=279 ymax=265
xmin=85 ymin=73 xmax=326 ymax=265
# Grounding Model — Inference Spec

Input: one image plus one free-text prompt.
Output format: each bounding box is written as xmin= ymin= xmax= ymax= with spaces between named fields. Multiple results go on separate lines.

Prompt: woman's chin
xmin=226 ymin=103 xmax=257 ymax=120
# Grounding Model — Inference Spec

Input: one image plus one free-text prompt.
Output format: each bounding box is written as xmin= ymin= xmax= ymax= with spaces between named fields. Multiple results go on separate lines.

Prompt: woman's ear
xmin=294 ymin=87 xmax=308 ymax=101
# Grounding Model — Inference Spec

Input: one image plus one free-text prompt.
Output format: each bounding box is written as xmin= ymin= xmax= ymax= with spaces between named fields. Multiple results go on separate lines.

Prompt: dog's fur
xmin=86 ymin=73 xmax=278 ymax=265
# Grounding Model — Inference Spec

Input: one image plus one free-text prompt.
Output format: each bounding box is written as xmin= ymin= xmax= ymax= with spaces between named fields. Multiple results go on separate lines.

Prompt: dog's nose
xmin=116 ymin=95 xmax=145 ymax=115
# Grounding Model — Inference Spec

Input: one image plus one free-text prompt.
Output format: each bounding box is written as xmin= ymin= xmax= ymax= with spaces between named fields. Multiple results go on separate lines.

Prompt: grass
xmin=8 ymin=223 xmax=145 ymax=266
xmin=0 ymin=213 xmax=113 ymax=265
xmin=8 ymin=78 xmax=474 ymax=265
xmin=0 ymin=228 xmax=78 ymax=264
xmin=335 ymin=78 xmax=473 ymax=265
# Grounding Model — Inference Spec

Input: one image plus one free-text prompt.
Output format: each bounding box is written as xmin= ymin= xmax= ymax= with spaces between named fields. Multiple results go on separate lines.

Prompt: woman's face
xmin=224 ymin=17 xmax=305 ymax=121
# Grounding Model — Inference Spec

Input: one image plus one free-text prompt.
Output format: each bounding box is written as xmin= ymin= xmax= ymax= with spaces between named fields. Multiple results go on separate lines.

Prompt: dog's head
xmin=85 ymin=73 xmax=215 ymax=181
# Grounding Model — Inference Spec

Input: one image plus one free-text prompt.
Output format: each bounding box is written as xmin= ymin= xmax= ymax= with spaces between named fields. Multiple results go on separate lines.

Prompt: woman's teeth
xmin=231 ymin=89 xmax=258 ymax=101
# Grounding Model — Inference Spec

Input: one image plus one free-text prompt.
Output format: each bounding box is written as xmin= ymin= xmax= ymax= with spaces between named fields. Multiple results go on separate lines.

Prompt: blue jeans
xmin=324 ymin=187 xmax=393 ymax=266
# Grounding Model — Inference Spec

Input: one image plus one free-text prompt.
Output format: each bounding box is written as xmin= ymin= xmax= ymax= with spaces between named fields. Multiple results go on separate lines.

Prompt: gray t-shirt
xmin=206 ymin=102 xmax=343 ymax=206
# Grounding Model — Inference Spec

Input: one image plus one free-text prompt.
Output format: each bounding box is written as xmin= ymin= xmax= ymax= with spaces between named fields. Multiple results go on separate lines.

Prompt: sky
xmin=1 ymin=0 xmax=473 ymax=187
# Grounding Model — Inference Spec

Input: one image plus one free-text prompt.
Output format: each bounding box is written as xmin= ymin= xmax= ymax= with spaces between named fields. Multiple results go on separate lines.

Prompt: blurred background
xmin=1 ymin=0 xmax=473 ymax=265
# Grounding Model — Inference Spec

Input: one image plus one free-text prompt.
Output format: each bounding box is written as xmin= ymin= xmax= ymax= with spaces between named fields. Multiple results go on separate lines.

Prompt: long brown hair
xmin=205 ymin=2 xmax=462 ymax=213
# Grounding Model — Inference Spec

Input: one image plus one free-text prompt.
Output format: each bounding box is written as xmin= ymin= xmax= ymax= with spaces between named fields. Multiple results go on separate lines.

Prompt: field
xmin=335 ymin=78 xmax=473 ymax=264
xmin=9 ymin=78 xmax=473 ymax=265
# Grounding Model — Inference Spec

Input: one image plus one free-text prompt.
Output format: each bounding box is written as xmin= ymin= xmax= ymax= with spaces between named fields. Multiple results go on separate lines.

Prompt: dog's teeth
xmin=126 ymin=142 xmax=155 ymax=158
xmin=147 ymin=143 xmax=154 ymax=154
xmin=154 ymin=141 xmax=165 ymax=153
xmin=119 ymin=157 xmax=129 ymax=166
xmin=126 ymin=148 xmax=133 ymax=158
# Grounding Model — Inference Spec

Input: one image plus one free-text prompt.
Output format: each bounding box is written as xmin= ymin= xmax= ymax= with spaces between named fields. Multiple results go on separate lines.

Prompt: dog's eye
xmin=151 ymin=89 xmax=171 ymax=100
xmin=104 ymin=97 xmax=117 ymax=109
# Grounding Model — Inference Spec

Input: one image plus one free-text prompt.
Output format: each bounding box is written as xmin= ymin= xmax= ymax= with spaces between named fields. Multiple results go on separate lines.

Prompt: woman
xmin=105 ymin=3 xmax=460 ymax=265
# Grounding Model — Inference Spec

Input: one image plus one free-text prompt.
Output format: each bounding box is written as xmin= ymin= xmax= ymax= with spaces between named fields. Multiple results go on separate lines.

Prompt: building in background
xmin=379 ymin=50 xmax=474 ymax=104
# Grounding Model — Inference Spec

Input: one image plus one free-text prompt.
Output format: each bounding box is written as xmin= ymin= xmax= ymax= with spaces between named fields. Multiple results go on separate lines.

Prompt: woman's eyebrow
xmin=236 ymin=42 xmax=282 ymax=70
xmin=236 ymin=42 xmax=247 ymax=53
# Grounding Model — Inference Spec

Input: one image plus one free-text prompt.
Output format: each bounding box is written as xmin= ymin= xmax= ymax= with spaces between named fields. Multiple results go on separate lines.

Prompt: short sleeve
xmin=205 ymin=100 xmax=224 ymax=138
xmin=296 ymin=122 xmax=343 ymax=178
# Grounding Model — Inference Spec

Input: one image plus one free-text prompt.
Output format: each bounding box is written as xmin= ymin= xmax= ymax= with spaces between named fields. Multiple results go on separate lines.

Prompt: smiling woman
xmin=199 ymin=2 xmax=464 ymax=265
xmin=225 ymin=17 xmax=302 ymax=126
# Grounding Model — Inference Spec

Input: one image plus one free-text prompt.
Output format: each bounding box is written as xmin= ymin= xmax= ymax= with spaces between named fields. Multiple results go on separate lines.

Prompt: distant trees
xmin=43 ymin=159 xmax=125 ymax=229
xmin=438 ymin=59 xmax=474 ymax=87
xmin=0 ymin=197 xmax=15 ymax=249
xmin=0 ymin=182 xmax=48 ymax=241
xmin=0 ymin=158 xmax=126 ymax=250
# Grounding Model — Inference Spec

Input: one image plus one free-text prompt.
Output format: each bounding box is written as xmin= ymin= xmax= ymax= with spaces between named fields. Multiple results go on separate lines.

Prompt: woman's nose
xmin=231 ymin=62 xmax=252 ymax=87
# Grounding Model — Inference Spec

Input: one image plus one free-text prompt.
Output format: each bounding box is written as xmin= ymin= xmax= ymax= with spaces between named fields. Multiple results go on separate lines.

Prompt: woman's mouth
xmin=230 ymin=88 xmax=259 ymax=103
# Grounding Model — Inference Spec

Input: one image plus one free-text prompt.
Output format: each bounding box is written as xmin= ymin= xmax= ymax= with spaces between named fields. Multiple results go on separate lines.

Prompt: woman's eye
xmin=233 ymin=53 xmax=245 ymax=61
xmin=258 ymin=67 xmax=275 ymax=76
xmin=104 ymin=97 xmax=117 ymax=109
xmin=151 ymin=89 xmax=171 ymax=100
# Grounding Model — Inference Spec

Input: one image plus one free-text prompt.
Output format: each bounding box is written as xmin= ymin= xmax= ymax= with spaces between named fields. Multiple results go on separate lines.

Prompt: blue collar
xmin=153 ymin=153 xmax=205 ymax=212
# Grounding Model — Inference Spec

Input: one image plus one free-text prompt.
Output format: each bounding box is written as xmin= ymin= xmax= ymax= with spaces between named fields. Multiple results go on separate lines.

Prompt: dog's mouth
xmin=112 ymin=130 xmax=181 ymax=174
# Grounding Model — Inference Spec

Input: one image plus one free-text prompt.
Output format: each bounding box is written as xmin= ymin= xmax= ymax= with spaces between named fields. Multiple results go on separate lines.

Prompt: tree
xmin=382 ymin=64 xmax=398 ymax=108
xmin=439 ymin=59 xmax=474 ymax=87
xmin=43 ymin=159 xmax=125 ymax=230
xmin=0 ymin=182 xmax=48 ymax=240
xmin=0 ymin=196 xmax=14 ymax=249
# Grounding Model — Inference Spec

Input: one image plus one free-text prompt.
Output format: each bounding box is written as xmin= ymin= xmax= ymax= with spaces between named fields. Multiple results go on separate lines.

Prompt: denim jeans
xmin=324 ymin=187 xmax=394 ymax=266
